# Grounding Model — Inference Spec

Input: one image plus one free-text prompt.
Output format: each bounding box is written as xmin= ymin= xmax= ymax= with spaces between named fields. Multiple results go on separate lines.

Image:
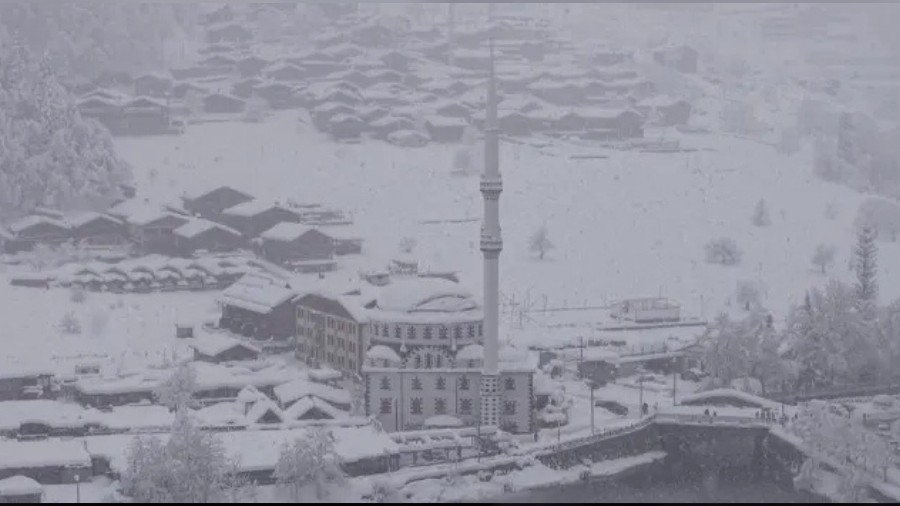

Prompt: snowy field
xmin=115 ymin=111 xmax=898 ymax=331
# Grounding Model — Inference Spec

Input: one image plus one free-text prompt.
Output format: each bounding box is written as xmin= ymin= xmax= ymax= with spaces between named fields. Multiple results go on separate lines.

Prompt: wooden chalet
xmin=258 ymin=223 xmax=336 ymax=272
xmin=0 ymin=367 xmax=53 ymax=402
xmin=0 ymin=476 xmax=43 ymax=503
xmin=203 ymin=93 xmax=245 ymax=114
xmin=133 ymin=73 xmax=173 ymax=98
xmin=2 ymin=216 xmax=70 ymax=254
xmin=66 ymin=212 xmax=127 ymax=246
xmin=368 ymin=116 xmax=415 ymax=141
xmin=181 ymin=186 xmax=254 ymax=221
xmin=265 ymin=63 xmax=306 ymax=83
xmin=125 ymin=209 xmax=190 ymax=256
xmin=236 ymin=55 xmax=270 ymax=78
xmin=191 ymin=336 xmax=261 ymax=363
xmin=425 ymin=116 xmax=468 ymax=143
xmin=328 ymin=114 xmax=366 ymax=141
xmin=173 ymin=219 xmax=246 ymax=257
xmin=120 ymin=96 xmax=171 ymax=135
xmin=220 ymin=200 xmax=301 ymax=238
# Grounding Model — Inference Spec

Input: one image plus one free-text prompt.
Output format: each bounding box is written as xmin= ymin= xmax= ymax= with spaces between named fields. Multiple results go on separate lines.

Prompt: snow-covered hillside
xmin=112 ymin=111 xmax=900 ymax=333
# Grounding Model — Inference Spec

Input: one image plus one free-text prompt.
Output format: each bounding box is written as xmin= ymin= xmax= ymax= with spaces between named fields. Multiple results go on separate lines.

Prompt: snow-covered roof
xmin=219 ymin=274 xmax=296 ymax=314
xmin=189 ymin=335 xmax=261 ymax=358
xmin=222 ymin=199 xmax=289 ymax=218
xmin=636 ymin=94 xmax=687 ymax=108
xmin=317 ymin=224 xmax=363 ymax=241
xmin=8 ymin=215 xmax=70 ymax=234
xmin=245 ymin=398 xmax=284 ymax=424
xmin=679 ymin=388 xmax=780 ymax=410
xmin=0 ymin=476 xmax=42 ymax=496
xmin=308 ymin=368 xmax=343 ymax=383
xmin=455 ymin=344 xmax=484 ymax=362
xmin=0 ymin=400 xmax=98 ymax=432
xmin=424 ymin=115 xmax=469 ymax=128
xmin=259 ymin=222 xmax=313 ymax=242
xmin=581 ymin=348 xmax=621 ymax=363
xmin=366 ymin=345 xmax=402 ymax=364
xmin=65 ymin=211 xmax=123 ymax=229
xmin=173 ymin=218 xmax=242 ymax=239
xmin=236 ymin=384 xmax=267 ymax=404
xmin=273 ymin=378 xmax=351 ymax=406
xmin=0 ymin=439 xmax=92 ymax=470
xmin=374 ymin=277 xmax=479 ymax=314
xmin=127 ymin=208 xmax=184 ymax=228
xmin=283 ymin=396 xmax=346 ymax=420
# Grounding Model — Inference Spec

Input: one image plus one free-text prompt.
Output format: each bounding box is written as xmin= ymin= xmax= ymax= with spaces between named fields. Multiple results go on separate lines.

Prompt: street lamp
xmin=586 ymin=378 xmax=598 ymax=434
xmin=74 ymin=473 xmax=81 ymax=504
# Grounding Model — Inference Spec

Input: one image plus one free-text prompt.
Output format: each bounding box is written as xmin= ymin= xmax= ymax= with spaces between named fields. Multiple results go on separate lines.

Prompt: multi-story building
xmin=295 ymin=292 xmax=369 ymax=376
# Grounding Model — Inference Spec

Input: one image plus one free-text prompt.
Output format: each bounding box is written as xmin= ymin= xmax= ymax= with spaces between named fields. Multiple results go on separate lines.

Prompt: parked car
xmin=595 ymin=399 xmax=629 ymax=416
xmin=680 ymin=368 xmax=708 ymax=381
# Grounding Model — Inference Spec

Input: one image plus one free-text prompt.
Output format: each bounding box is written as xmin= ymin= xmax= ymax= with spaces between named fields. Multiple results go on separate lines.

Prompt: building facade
xmin=295 ymin=293 xmax=368 ymax=376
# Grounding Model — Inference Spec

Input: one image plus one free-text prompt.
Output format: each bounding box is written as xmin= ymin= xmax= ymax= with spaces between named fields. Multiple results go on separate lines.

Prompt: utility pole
xmin=639 ymin=378 xmax=644 ymax=418
xmin=589 ymin=381 xmax=596 ymax=434
xmin=579 ymin=336 xmax=585 ymax=379
xmin=672 ymin=363 xmax=678 ymax=406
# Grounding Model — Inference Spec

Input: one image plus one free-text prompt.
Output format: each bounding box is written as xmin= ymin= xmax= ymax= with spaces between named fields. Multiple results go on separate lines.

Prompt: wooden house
xmin=173 ymin=219 xmax=246 ymax=257
xmin=0 ymin=440 xmax=92 ymax=485
xmin=236 ymin=55 xmax=269 ymax=78
xmin=3 ymin=216 xmax=70 ymax=253
xmin=219 ymin=274 xmax=298 ymax=340
xmin=231 ymin=77 xmax=264 ymax=99
xmin=253 ymin=82 xmax=302 ymax=109
xmin=528 ymin=81 xmax=585 ymax=106
xmin=319 ymin=226 xmax=363 ymax=255
xmin=126 ymin=209 xmax=189 ymax=256
xmin=76 ymin=96 xmax=122 ymax=133
xmin=120 ymin=96 xmax=170 ymax=135
xmin=350 ymin=24 xmax=394 ymax=48
xmin=133 ymin=73 xmax=173 ymax=98
xmin=357 ymin=105 xmax=390 ymax=124
xmin=202 ymin=93 xmax=245 ymax=114
xmin=207 ymin=24 xmax=252 ymax=45
xmin=312 ymin=102 xmax=356 ymax=131
xmin=181 ymin=186 xmax=254 ymax=221
xmin=380 ymin=50 xmax=417 ymax=73
xmin=387 ymin=129 xmax=428 ymax=147
xmin=556 ymin=109 xmax=644 ymax=138
xmin=652 ymin=44 xmax=699 ymax=73
xmin=434 ymin=101 xmax=472 ymax=120
xmin=0 ymin=368 xmax=53 ymax=401
xmin=369 ymin=116 xmax=415 ymax=141
xmin=191 ymin=336 xmax=261 ymax=363
xmin=221 ymin=200 xmax=301 ymax=238
xmin=258 ymin=223 xmax=336 ymax=268
xmin=170 ymin=81 xmax=208 ymax=100
xmin=425 ymin=117 xmax=468 ymax=143
xmin=266 ymin=63 xmax=306 ymax=83
xmin=328 ymin=114 xmax=366 ymax=141
xmin=636 ymin=96 xmax=692 ymax=126
xmin=66 ymin=212 xmax=127 ymax=246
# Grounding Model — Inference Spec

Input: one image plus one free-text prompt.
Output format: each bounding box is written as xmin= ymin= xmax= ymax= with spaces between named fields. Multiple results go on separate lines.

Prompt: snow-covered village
xmin=2 ymin=2 xmax=900 ymax=503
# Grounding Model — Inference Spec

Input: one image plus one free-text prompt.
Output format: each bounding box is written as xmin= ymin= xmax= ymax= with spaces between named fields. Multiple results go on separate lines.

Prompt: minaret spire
xmin=479 ymin=29 xmax=502 ymax=430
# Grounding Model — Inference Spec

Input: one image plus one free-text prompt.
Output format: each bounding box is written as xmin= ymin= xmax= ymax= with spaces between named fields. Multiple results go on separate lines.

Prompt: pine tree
xmin=854 ymin=226 xmax=878 ymax=312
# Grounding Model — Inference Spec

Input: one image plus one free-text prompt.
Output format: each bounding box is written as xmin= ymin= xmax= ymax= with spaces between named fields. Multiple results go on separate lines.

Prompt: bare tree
xmin=811 ymin=244 xmax=836 ymax=274
xmin=529 ymin=225 xmax=554 ymax=260
xmin=705 ymin=237 xmax=742 ymax=266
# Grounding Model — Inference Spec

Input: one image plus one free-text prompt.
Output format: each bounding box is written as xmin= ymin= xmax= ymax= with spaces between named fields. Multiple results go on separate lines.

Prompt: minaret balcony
xmin=480 ymin=179 xmax=503 ymax=199
xmin=480 ymin=235 xmax=503 ymax=253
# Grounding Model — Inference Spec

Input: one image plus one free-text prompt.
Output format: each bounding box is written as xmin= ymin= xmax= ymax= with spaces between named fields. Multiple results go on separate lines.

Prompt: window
xmin=425 ymin=354 xmax=433 ymax=369
xmin=435 ymin=354 xmax=443 ymax=368
xmin=467 ymin=325 xmax=475 ymax=338
xmin=412 ymin=377 xmax=423 ymax=390
xmin=382 ymin=325 xmax=389 ymax=337
xmin=503 ymin=400 xmax=517 ymax=416
xmin=380 ymin=377 xmax=391 ymax=390
xmin=414 ymin=354 xmax=422 ymax=369
xmin=468 ymin=360 xmax=477 ymax=369
xmin=460 ymin=398 xmax=473 ymax=415
xmin=424 ymin=327 xmax=433 ymax=339
xmin=459 ymin=376 xmax=470 ymax=391
xmin=407 ymin=326 xmax=417 ymax=340
xmin=439 ymin=326 xmax=448 ymax=339
xmin=380 ymin=398 xmax=393 ymax=414
xmin=435 ymin=398 xmax=447 ymax=415
xmin=394 ymin=326 xmax=401 ymax=339
xmin=349 ymin=360 xmax=355 ymax=370
xmin=505 ymin=377 xmax=516 ymax=391
xmin=478 ymin=324 xmax=483 ymax=337
xmin=436 ymin=376 xmax=446 ymax=390
xmin=411 ymin=397 xmax=423 ymax=415
xmin=454 ymin=326 xmax=462 ymax=340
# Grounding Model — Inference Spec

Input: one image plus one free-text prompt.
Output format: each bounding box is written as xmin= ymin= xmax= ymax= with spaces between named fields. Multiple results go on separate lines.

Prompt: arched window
xmin=414 ymin=354 xmax=422 ymax=369
xmin=380 ymin=376 xmax=391 ymax=390
xmin=436 ymin=376 xmax=446 ymax=390
xmin=412 ymin=377 xmax=423 ymax=390
xmin=478 ymin=324 xmax=483 ymax=337
xmin=467 ymin=325 xmax=475 ymax=338
xmin=425 ymin=353 xmax=433 ymax=369
xmin=504 ymin=377 xmax=516 ymax=391
xmin=435 ymin=354 xmax=443 ymax=368
xmin=454 ymin=326 xmax=463 ymax=340
xmin=407 ymin=326 xmax=417 ymax=340
xmin=382 ymin=325 xmax=389 ymax=337
xmin=424 ymin=327 xmax=433 ymax=339
xmin=439 ymin=326 xmax=448 ymax=339
xmin=394 ymin=326 xmax=401 ymax=339
xmin=459 ymin=376 xmax=470 ymax=391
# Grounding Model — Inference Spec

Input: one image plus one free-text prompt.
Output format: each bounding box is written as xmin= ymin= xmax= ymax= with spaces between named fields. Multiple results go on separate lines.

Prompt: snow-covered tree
xmin=398 ymin=236 xmax=417 ymax=255
xmin=704 ymin=237 xmax=742 ymax=266
xmin=274 ymin=428 xmax=345 ymax=501
xmin=121 ymin=414 xmax=243 ymax=503
xmin=811 ymin=244 xmax=836 ymax=274
xmin=70 ymin=286 xmax=87 ymax=304
xmin=705 ymin=310 xmax=784 ymax=394
xmin=752 ymin=199 xmax=771 ymax=227
xmin=529 ymin=225 xmax=554 ymax=260
xmin=153 ymin=363 xmax=198 ymax=412
xmin=854 ymin=226 xmax=878 ymax=313
xmin=734 ymin=280 xmax=761 ymax=311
